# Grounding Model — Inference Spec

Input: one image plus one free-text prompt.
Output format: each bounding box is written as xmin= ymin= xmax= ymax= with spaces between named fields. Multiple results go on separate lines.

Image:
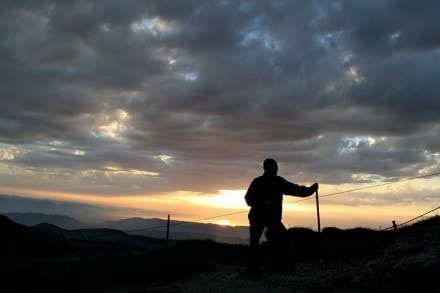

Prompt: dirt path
xmin=148 ymin=260 xmax=364 ymax=292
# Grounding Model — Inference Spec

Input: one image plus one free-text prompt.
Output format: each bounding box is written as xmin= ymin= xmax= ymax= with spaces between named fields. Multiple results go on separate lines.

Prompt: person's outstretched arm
xmin=283 ymin=179 xmax=318 ymax=197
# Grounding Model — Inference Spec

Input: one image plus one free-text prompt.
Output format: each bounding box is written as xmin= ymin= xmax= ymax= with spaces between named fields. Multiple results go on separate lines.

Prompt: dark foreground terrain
xmin=1 ymin=214 xmax=439 ymax=292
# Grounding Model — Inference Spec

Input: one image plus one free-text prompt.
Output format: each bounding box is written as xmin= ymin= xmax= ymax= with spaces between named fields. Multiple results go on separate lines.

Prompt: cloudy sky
xmin=1 ymin=0 xmax=439 ymax=227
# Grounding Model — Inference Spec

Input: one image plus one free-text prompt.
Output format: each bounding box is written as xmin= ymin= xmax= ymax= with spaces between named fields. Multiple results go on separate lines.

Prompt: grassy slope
xmin=1 ymin=214 xmax=439 ymax=292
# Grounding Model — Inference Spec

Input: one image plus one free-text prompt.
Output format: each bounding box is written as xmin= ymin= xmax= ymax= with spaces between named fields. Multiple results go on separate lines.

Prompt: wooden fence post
xmin=166 ymin=214 xmax=170 ymax=258
xmin=315 ymin=190 xmax=321 ymax=233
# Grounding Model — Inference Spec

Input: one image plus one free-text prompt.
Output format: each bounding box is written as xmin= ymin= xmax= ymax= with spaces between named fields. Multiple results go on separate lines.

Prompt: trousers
xmin=248 ymin=211 xmax=288 ymax=269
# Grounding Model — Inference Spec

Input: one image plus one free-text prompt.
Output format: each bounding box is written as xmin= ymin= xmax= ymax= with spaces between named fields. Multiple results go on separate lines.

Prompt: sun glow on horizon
xmin=218 ymin=219 xmax=230 ymax=226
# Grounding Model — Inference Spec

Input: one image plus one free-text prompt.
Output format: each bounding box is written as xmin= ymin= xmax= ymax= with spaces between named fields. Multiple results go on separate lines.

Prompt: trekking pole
xmin=315 ymin=189 xmax=321 ymax=232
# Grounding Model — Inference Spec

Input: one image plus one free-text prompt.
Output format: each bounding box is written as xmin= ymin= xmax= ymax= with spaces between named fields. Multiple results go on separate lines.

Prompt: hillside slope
xmin=155 ymin=217 xmax=440 ymax=292
xmin=1 ymin=214 xmax=439 ymax=292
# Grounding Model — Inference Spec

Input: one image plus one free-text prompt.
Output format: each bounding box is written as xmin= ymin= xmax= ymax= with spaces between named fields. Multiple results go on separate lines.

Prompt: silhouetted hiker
xmin=244 ymin=158 xmax=318 ymax=276
xmin=392 ymin=220 xmax=398 ymax=231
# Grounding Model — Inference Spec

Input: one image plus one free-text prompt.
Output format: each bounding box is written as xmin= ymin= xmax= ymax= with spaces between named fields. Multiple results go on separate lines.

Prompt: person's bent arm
xmin=245 ymin=180 xmax=258 ymax=206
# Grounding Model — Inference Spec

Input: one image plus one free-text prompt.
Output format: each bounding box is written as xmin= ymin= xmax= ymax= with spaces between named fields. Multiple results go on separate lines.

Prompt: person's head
xmin=263 ymin=158 xmax=278 ymax=175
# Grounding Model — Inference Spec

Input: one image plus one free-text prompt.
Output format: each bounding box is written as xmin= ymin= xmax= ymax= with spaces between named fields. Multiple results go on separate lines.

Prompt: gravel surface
xmin=120 ymin=220 xmax=440 ymax=292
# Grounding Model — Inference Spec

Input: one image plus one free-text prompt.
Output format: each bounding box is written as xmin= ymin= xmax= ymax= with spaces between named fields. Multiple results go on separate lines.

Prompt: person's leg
xmin=249 ymin=220 xmax=265 ymax=271
xmin=266 ymin=221 xmax=289 ymax=270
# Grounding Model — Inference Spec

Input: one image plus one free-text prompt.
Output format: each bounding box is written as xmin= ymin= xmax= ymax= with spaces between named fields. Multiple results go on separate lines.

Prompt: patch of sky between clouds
xmin=130 ymin=16 xmax=178 ymax=36
xmin=183 ymin=72 xmax=198 ymax=81
xmin=104 ymin=166 xmax=158 ymax=177
xmin=131 ymin=18 xmax=156 ymax=33
xmin=90 ymin=109 xmax=131 ymax=140
xmin=314 ymin=32 xmax=364 ymax=84
xmin=47 ymin=140 xmax=85 ymax=156
xmin=0 ymin=144 xmax=32 ymax=161
xmin=239 ymin=28 xmax=281 ymax=51
xmin=314 ymin=31 xmax=355 ymax=67
xmin=389 ymin=31 xmax=402 ymax=43
xmin=0 ymin=144 xmax=17 ymax=161
xmin=314 ymin=32 xmax=340 ymax=49
xmin=155 ymin=155 xmax=172 ymax=165
xmin=418 ymin=151 xmax=440 ymax=175
xmin=347 ymin=66 xmax=364 ymax=84
xmin=238 ymin=12 xmax=281 ymax=51
xmin=338 ymin=135 xmax=383 ymax=155
xmin=351 ymin=173 xmax=386 ymax=182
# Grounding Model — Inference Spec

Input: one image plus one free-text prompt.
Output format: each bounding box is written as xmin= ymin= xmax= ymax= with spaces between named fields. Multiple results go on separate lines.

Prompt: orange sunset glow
xmin=2 ymin=176 xmax=438 ymax=230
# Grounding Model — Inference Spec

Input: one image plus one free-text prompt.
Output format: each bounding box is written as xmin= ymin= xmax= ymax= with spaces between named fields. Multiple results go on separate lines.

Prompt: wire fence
xmin=125 ymin=171 xmax=440 ymax=233
xmin=382 ymin=205 xmax=440 ymax=231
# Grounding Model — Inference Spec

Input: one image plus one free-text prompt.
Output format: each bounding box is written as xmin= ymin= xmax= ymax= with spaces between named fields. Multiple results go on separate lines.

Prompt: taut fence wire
xmin=125 ymin=171 xmax=440 ymax=233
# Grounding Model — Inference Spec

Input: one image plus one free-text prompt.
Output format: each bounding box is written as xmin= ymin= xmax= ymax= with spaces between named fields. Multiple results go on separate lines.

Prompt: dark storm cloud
xmin=0 ymin=0 xmax=439 ymax=196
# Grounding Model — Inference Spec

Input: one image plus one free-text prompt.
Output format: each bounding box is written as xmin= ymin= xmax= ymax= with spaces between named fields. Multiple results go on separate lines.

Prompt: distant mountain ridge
xmin=5 ymin=212 xmax=88 ymax=230
xmin=0 ymin=194 xmax=158 ymax=223
xmin=5 ymin=212 xmax=250 ymax=244
xmin=1 ymin=194 xmax=250 ymax=244
xmin=0 ymin=214 xmax=168 ymax=257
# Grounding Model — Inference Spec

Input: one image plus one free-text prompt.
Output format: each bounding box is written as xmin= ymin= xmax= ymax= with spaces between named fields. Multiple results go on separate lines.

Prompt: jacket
xmin=245 ymin=172 xmax=315 ymax=221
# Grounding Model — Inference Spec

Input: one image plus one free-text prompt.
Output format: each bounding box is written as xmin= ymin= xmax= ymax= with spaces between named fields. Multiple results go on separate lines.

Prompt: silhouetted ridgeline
xmin=5 ymin=212 xmax=250 ymax=244
xmin=1 ymin=214 xmax=439 ymax=292
xmin=5 ymin=212 xmax=88 ymax=229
